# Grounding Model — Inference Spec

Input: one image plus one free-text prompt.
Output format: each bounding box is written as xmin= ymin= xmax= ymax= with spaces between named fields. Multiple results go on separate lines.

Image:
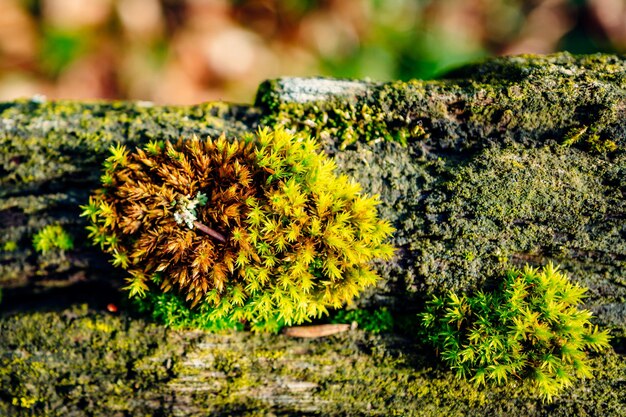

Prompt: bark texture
xmin=1 ymin=52 xmax=625 ymax=416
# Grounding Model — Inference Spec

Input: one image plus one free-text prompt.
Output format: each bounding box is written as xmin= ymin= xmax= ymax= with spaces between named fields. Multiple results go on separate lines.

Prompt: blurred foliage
xmin=0 ymin=0 xmax=624 ymax=104
xmin=39 ymin=27 xmax=91 ymax=76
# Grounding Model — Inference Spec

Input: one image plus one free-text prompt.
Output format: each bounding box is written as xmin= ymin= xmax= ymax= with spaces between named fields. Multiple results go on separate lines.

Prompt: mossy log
xmin=1 ymin=53 xmax=625 ymax=415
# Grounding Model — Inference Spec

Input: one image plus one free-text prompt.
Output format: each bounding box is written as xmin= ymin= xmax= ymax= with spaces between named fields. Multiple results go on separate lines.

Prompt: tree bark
xmin=1 ymin=53 xmax=625 ymax=415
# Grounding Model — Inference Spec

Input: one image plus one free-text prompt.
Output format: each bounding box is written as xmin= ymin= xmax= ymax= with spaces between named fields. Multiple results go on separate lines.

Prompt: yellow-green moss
xmin=32 ymin=224 xmax=74 ymax=254
xmin=2 ymin=241 xmax=17 ymax=252
xmin=0 ymin=305 xmax=189 ymax=416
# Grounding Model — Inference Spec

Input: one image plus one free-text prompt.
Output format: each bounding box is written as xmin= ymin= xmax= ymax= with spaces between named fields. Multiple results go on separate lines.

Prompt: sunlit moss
xmin=84 ymin=127 xmax=394 ymax=329
xmin=420 ymin=264 xmax=612 ymax=402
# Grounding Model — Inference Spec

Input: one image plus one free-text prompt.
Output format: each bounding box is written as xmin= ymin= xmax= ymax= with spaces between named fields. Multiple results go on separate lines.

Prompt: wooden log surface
xmin=1 ymin=53 xmax=625 ymax=416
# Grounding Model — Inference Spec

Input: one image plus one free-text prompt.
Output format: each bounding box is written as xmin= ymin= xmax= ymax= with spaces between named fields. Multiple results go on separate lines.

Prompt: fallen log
xmin=1 ymin=52 xmax=625 ymax=415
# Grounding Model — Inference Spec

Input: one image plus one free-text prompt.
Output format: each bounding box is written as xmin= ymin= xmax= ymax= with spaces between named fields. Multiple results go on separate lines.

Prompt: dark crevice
xmin=0 ymin=280 xmax=122 ymax=316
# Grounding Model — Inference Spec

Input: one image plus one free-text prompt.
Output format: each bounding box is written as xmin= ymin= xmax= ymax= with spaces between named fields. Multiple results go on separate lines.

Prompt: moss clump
xmin=82 ymin=135 xmax=265 ymax=305
xmin=0 ymin=98 xmax=257 ymax=289
xmin=83 ymin=127 xmax=394 ymax=329
xmin=32 ymin=224 xmax=74 ymax=254
xmin=2 ymin=241 xmax=17 ymax=252
xmin=133 ymin=291 xmax=246 ymax=332
xmin=420 ymin=264 xmax=612 ymax=402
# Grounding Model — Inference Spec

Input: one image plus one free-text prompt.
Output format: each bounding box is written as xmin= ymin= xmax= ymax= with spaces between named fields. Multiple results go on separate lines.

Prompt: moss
xmin=330 ymin=307 xmax=394 ymax=333
xmin=420 ymin=264 xmax=613 ymax=402
xmin=1 ymin=53 xmax=625 ymax=414
xmin=239 ymin=67 xmax=626 ymax=335
xmin=0 ymin=306 xmax=624 ymax=415
xmin=412 ymin=145 xmax=625 ymax=328
xmin=133 ymin=291 xmax=245 ymax=333
xmin=165 ymin=328 xmax=625 ymax=416
xmin=256 ymin=78 xmax=431 ymax=151
xmin=330 ymin=137 xmax=625 ymax=337
xmin=1 ymin=99 xmax=257 ymax=197
xmin=0 ymin=305 xmax=190 ymax=417
xmin=2 ymin=241 xmax=17 ymax=252
xmin=84 ymin=128 xmax=394 ymax=329
xmin=32 ymin=224 xmax=74 ymax=254
xmin=257 ymin=53 xmax=626 ymax=154
xmin=0 ymin=99 xmax=259 ymax=287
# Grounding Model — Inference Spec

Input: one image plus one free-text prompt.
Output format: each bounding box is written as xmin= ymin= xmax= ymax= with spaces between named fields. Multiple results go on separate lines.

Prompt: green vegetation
xmin=258 ymin=54 xmax=626 ymax=151
xmin=0 ymin=305 xmax=186 ymax=416
xmin=1 ymin=305 xmax=623 ymax=416
xmin=2 ymin=241 xmax=17 ymax=252
xmin=330 ymin=307 xmax=394 ymax=333
xmin=0 ymin=53 xmax=625 ymax=415
xmin=133 ymin=292 xmax=246 ymax=333
xmin=32 ymin=224 xmax=74 ymax=254
xmin=420 ymin=264 xmax=612 ymax=402
xmin=3 ymin=55 xmax=624 ymax=327
xmin=83 ymin=127 xmax=394 ymax=330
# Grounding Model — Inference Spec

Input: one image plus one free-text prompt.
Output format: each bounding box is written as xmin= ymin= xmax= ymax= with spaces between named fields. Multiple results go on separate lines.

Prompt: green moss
xmin=330 ymin=307 xmax=394 ymax=333
xmin=0 ymin=305 xmax=190 ymax=417
xmin=32 ymin=224 xmax=74 ymax=253
xmin=0 ymin=306 xmax=624 ymax=415
xmin=2 ymin=241 xmax=17 ymax=252
xmin=257 ymin=53 xmax=626 ymax=153
xmin=0 ymin=100 xmax=255 ymax=192
xmin=1 ymin=53 xmax=625 ymax=414
xmin=412 ymin=145 xmax=625 ymax=308
xmin=331 ymin=136 xmax=625 ymax=337
xmin=256 ymin=78 xmax=431 ymax=150
xmin=165 ymin=327 xmax=625 ymax=416
xmin=134 ymin=291 xmax=245 ymax=332
xmin=420 ymin=264 xmax=612 ymax=402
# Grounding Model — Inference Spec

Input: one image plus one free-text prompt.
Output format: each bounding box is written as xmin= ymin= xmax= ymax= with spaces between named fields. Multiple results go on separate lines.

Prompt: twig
xmin=193 ymin=221 xmax=227 ymax=243
xmin=283 ymin=324 xmax=352 ymax=338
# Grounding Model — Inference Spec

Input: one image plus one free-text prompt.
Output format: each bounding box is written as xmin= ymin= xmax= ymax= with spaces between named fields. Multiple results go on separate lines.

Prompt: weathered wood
xmin=1 ymin=306 xmax=624 ymax=416
xmin=1 ymin=53 xmax=625 ymax=415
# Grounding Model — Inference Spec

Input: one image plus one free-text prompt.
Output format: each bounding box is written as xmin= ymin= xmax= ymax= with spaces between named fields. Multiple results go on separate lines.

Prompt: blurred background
xmin=0 ymin=0 xmax=625 ymax=105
